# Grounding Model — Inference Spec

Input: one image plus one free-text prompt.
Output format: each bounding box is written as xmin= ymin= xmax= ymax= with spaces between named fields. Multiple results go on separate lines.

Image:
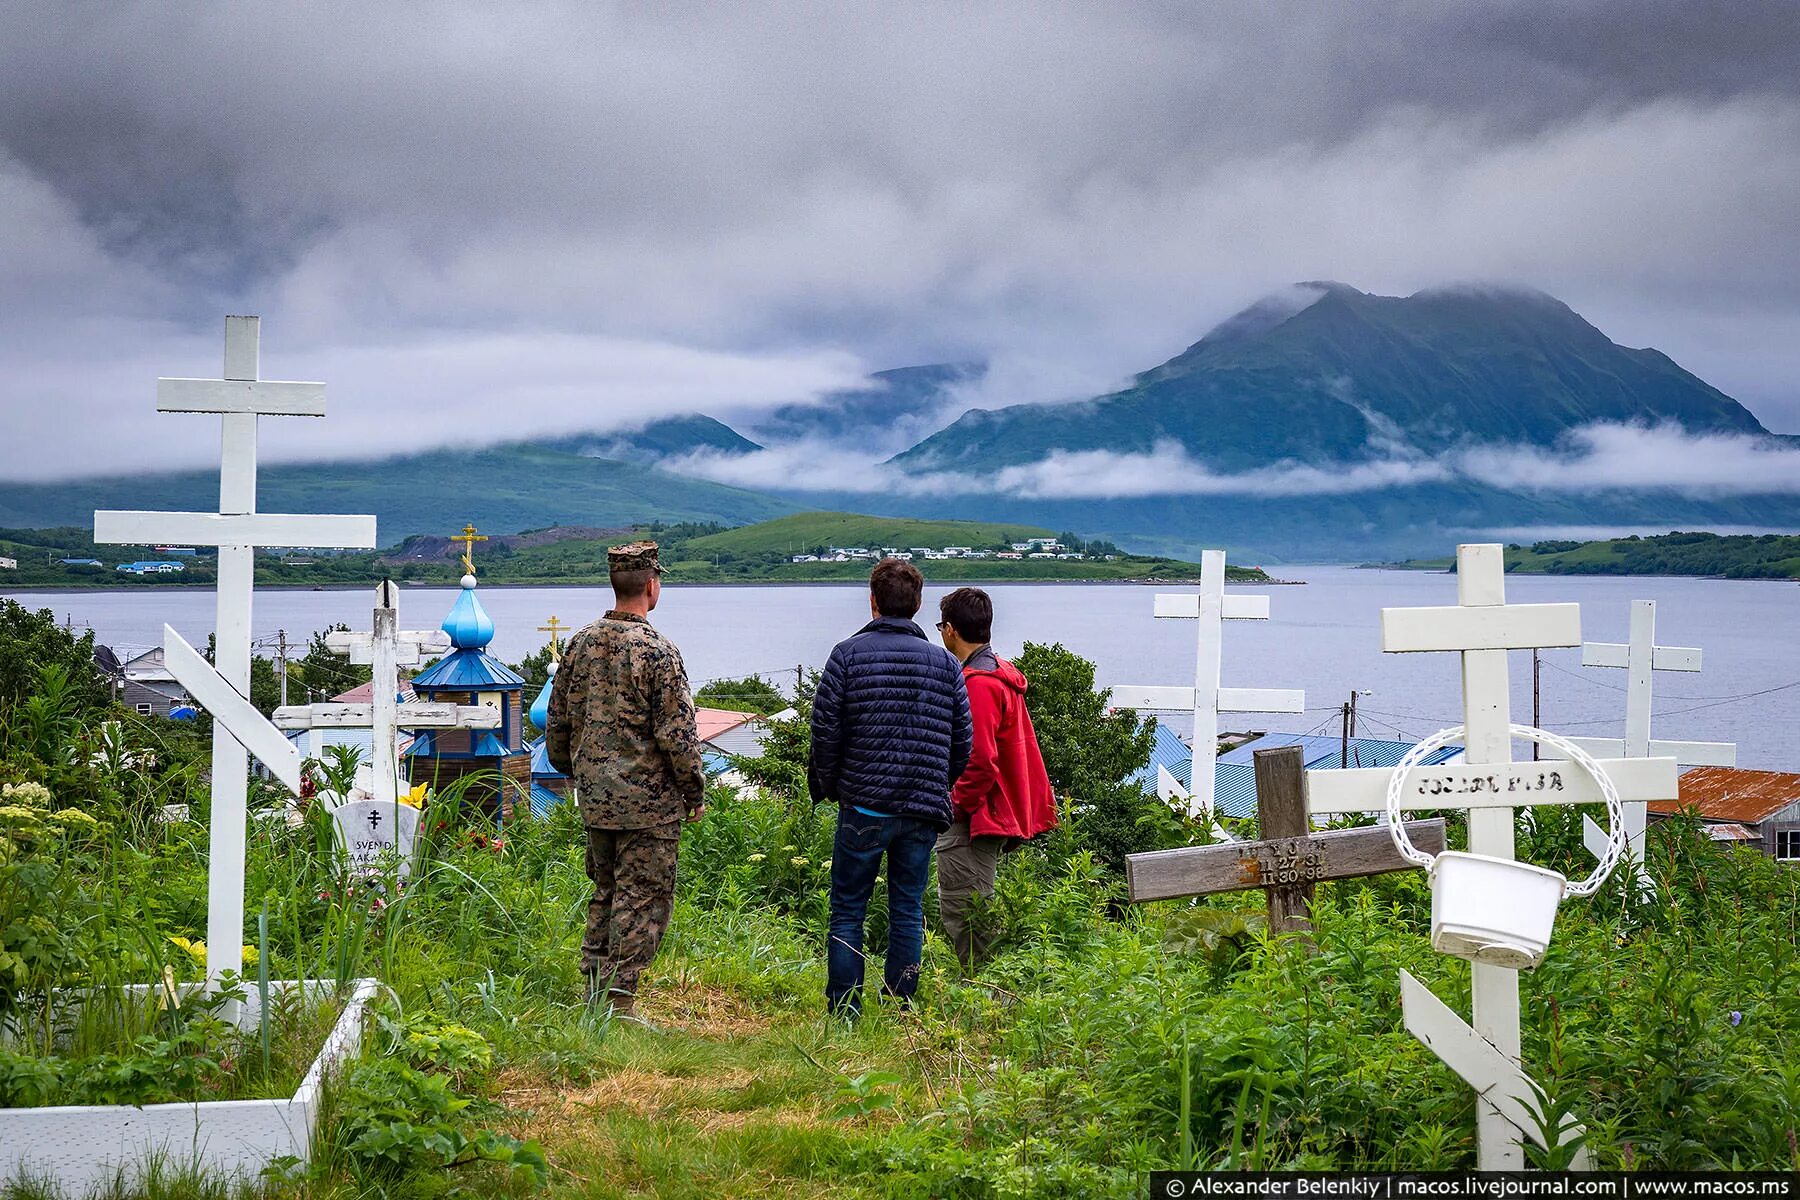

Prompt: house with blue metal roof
xmin=1131 ymin=726 xmax=1463 ymax=822
xmin=523 ymin=662 xmax=573 ymax=817
xmin=404 ymin=571 xmax=530 ymax=817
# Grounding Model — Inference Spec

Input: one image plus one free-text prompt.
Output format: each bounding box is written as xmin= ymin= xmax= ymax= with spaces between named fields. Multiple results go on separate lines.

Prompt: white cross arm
xmin=95 ymin=510 xmax=377 ymax=550
xmin=1544 ymin=735 xmax=1736 ymax=767
xmin=161 ymin=626 xmax=302 ymax=792
xmin=1582 ymin=642 xmax=1702 ymax=671
xmin=157 ymin=377 xmax=326 ymax=417
xmin=1306 ymin=756 xmax=1677 ymax=815
xmin=1400 ymin=971 xmax=1591 ymax=1168
xmin=1154 ymin=593 xmax=1270 ymax=620
xmin=1381 ymin=603 xmax=1581 ymax=653
xmin=325 ymin=629 xmax=452 ymax=665
xmin=1110 ymin=685 xmax=1305 ymax=714
xmin=273 ymin=702 xmax=501 ymax=730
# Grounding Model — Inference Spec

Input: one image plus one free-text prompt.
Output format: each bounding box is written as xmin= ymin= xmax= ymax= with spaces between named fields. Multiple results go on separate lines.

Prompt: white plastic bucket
xmin=1428 ymin=851 xmax=1567 ymax=969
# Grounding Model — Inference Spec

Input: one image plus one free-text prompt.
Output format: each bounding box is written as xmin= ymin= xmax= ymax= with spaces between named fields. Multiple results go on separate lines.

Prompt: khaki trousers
xmin=935 ymin=817 xmax=1004 ymax=972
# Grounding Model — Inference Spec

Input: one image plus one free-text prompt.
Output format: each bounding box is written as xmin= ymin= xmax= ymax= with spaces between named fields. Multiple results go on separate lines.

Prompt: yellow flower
xmin=747 ymin=853 xmax=766 ymax=863
xmin=48 ymin=809 xmax=102 ymax=833
xmin=0 ymin=782 xmax=52 ymax=809
xmin=400 ymin=783 xmax=428 ymax=808
xmin=167 ymin=937 xmax=260 ymax=969
xmin=790 ymin=856 xmax=809 ymax=867
xmin=822 ymin=859 xmax=833 ymax=870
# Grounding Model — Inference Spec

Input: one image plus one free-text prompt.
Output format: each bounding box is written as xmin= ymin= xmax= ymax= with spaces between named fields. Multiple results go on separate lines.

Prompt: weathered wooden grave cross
xmin=95 ymin=316 xmax=377 ymax=992
xmin=273 ymin=580 xmax=498 ymax=805
xmin=1305 ymin=544 xmax=1679 ymax=1168
xmin=1544 ymin=600 xmax=1734 ymax=877
xmin=1111 ymin=550 xmax=1305 ymax=818
xmin=1128 ymin=745 xmax=1447 ymax=933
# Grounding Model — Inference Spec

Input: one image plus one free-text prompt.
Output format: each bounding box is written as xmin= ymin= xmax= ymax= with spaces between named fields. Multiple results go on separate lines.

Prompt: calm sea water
xmin=9 ymin=567 xmax=1800 ymax=769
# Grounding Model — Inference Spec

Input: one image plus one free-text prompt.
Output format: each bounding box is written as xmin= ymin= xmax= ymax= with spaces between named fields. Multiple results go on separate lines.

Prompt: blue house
xmin=404 ymin=574 xmax=529 ymax=817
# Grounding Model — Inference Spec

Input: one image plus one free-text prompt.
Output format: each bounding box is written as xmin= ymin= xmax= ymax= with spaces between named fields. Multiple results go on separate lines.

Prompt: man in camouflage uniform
xmin=547 ymin=541 xmax=706 ymax=1016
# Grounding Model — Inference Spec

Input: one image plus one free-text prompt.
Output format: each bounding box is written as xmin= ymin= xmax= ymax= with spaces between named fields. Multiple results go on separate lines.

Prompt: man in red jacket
xmin=932 ymin=587 xmax=1058 ymax=972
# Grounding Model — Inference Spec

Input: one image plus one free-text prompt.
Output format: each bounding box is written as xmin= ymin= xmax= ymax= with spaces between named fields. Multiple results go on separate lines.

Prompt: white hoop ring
xmin=1385 ymin=724 xmax=1626 ymax=899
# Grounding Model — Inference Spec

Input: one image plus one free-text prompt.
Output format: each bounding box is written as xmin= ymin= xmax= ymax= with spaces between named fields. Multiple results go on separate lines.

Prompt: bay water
xmin=9 ymin=566 xmax=1799 ymax=769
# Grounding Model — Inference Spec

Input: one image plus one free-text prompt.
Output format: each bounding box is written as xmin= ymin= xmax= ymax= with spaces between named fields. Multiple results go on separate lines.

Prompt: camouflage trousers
xmin=582 ymin=822 xmax=680 ymax=1000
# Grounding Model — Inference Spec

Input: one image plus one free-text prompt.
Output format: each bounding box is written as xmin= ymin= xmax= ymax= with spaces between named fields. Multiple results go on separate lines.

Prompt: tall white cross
xmin=94 ymin=316 xmax=377 ymax=992
xmin=1305 ymin=545 xmax=1678 ymax=1168
xmin=1109 ymin=550 xmax=1304 ymax=818
xmin=272 ymin=580 xmax=498 ymax=805
xmin=1544 ymin=600 xmax=1735 ymax=876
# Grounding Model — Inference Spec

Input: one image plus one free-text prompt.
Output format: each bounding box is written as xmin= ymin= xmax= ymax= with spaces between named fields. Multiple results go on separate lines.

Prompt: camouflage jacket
xmin=546 ymin=611 xmax=706 ymax=829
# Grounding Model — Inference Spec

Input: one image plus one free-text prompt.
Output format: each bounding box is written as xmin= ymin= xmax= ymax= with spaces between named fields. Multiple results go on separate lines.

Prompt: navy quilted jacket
xmin=807 ymin=616 xmax=973 ymax=829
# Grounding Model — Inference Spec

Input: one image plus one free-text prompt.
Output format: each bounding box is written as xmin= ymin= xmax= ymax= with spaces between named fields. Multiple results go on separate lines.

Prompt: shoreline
xmin=4 ymin=573 xmax=1293 ymax=598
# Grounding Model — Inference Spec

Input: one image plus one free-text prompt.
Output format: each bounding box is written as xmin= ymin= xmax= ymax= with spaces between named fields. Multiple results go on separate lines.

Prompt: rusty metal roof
xmin=1702 ymin=823 xmax=1762 ymax=843
xmin=1650 ymin=766 xmax=1800 ymax=824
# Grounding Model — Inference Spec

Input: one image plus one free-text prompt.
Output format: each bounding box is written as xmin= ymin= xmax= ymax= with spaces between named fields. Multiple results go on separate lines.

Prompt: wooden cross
xmin=1110 ymin=550 xmax=1305 ymax=818
xmin=273 ymin=581 xmax=497 ymax=804
xmin=1541 ymin=600 xmax=1735 ymax=877
xmin=451 ymin=523 xmax=488 ymax=575
xmin=1130 ymin=745 xmax=1446 ymax=934
xmin=538 ymin=615 xmax=568 ymax=661
xmin=1305 ymin=544 xmax=1678 ymax=1168
xmin=94 ymin=316 xmax=376 ymax=994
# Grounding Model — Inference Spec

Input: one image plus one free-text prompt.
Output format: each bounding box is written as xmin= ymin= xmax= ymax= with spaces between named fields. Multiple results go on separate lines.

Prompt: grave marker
xmin=1111 ymin=550 xmax=1304 ymax=818
xmin=1538 ymin=600 xmax=1734 ymax=877
xmin=95 ymin=317 xmax=376 ymax=993
xmin=1306 ymin=544 xmax=1678 ymax=1168
xmin=1129 ymin=746 xmax=1447 ymax=934
xmin=274 ymin=581 xmax=498 ymax=804
xmin=330 ymin=799 xmax=421 ymax=875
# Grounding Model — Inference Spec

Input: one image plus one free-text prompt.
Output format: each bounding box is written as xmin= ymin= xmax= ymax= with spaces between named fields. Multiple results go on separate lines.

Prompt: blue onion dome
xmin=529 ymin=661 xmax=556 ymax=728
xmin=442 ymin=573 xmax=495 ymax=649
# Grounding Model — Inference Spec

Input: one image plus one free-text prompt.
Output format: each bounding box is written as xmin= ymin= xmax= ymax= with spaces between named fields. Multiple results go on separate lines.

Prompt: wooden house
xmin=1649 ymin=766 xmax=1800 ymax=863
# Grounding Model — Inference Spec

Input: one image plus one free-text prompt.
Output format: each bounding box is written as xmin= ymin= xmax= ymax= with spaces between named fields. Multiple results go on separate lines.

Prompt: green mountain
xmin=745 ymin=363 xmax=984 ymax=448
xmin=0 ymin=443 xmax=796 ymax=542
xmin=540 ymin=414 xmax=761 ymax=464
xmin=896 ymin=284 xmax=1766 ymax=473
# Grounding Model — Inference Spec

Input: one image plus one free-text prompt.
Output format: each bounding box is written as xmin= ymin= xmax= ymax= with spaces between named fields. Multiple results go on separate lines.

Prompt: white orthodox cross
xmin=1110 ymin=550 xmax=1305 ymax=819
xmin=1540 ymin=600 xmax=1735 ymax=880
xmin=272 ymin=580 xmax=498 ymax=805
xmin=94 ymin=316 xmax=377 ymax=993
xmin=1304 ymin=544 xmax=1678 ymax=1169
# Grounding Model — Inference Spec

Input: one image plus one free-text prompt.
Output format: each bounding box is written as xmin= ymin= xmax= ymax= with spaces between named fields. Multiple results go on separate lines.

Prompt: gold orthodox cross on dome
xmin=538 ymin=615 xmax=568 ymax=661
xmin=451 ymin=523 xmax=488 ymax=575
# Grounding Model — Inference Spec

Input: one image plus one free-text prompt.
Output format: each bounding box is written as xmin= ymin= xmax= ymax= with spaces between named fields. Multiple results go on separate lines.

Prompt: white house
xmin=0 ymin=557 xmax=15 ymax=570
xmin=941 ymin=546 xmax=972 ymax=557
xmin=791 ymin=554 xmax=819 ymax=563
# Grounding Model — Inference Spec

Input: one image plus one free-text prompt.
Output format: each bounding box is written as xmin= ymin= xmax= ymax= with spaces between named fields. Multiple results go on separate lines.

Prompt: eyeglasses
xmin=934 ymin=620 xmax=951 ymax=631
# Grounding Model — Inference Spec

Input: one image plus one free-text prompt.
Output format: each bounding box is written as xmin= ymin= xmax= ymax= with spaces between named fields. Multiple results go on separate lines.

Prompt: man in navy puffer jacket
xmin=809 ymin=559 xmax=972 ymax=1016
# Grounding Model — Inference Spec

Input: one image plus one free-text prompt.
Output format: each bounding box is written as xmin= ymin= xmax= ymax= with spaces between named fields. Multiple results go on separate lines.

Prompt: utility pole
xmin=276 ymin=629 xmax=290 ymax=707
xmin=1341 ymin=696 xmax=1351 ymax=769
xmin=1532 ymin=648 xmax=1542 ymax=760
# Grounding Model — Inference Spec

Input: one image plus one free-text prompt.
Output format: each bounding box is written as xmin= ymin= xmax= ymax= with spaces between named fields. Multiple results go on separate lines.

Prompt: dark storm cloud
xmin=1 ymin=1 xmax=1798 ymax=479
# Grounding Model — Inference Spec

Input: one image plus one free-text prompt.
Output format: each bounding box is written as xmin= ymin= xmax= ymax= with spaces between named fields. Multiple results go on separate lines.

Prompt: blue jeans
xmin=826 ymin=806 xmax=937 ymax=1016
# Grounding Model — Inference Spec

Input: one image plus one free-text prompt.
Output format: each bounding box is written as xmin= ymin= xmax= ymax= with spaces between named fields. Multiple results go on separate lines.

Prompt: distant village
xmin=790 ymin=536 xmax=1115 ymax=564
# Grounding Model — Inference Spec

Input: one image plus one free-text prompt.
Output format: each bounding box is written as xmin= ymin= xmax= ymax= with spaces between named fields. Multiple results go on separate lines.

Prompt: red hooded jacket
xmin=950 ymin=648 xmax=1059 ymax=841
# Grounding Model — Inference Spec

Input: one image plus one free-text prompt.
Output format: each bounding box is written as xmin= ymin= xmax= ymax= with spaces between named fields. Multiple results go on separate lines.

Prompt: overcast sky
xmin=3 ymin=1 xmax=1798 ymax=481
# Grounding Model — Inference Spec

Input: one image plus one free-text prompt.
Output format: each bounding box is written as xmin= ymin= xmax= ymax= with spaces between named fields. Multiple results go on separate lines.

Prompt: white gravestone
xmin=1110 ymin=550 xmax=1305 ymax=818
xmin=1305 ymin=545 xmax=1679 ymax=1169
xmin=274 ymin=580 xmax=496 ymax=805
xmin=1537 ymin=600 xmax=1734 ymax=878
xmin=331 ymin=799 xmax=421 ymax=875
xmin=95 ymin=317 xmax=376 ymax=993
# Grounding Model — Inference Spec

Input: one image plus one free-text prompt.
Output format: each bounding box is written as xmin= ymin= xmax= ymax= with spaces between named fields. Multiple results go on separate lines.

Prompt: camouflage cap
xmin=607 ymin=540 xmax=664 ymax=574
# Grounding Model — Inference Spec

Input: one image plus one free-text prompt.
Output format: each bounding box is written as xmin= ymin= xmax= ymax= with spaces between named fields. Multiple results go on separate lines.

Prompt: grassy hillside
xmin=683 ymin=512 xmax=1054 ymax=557
xmin=1392 ymin=530 xmax=1800 ymax=579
